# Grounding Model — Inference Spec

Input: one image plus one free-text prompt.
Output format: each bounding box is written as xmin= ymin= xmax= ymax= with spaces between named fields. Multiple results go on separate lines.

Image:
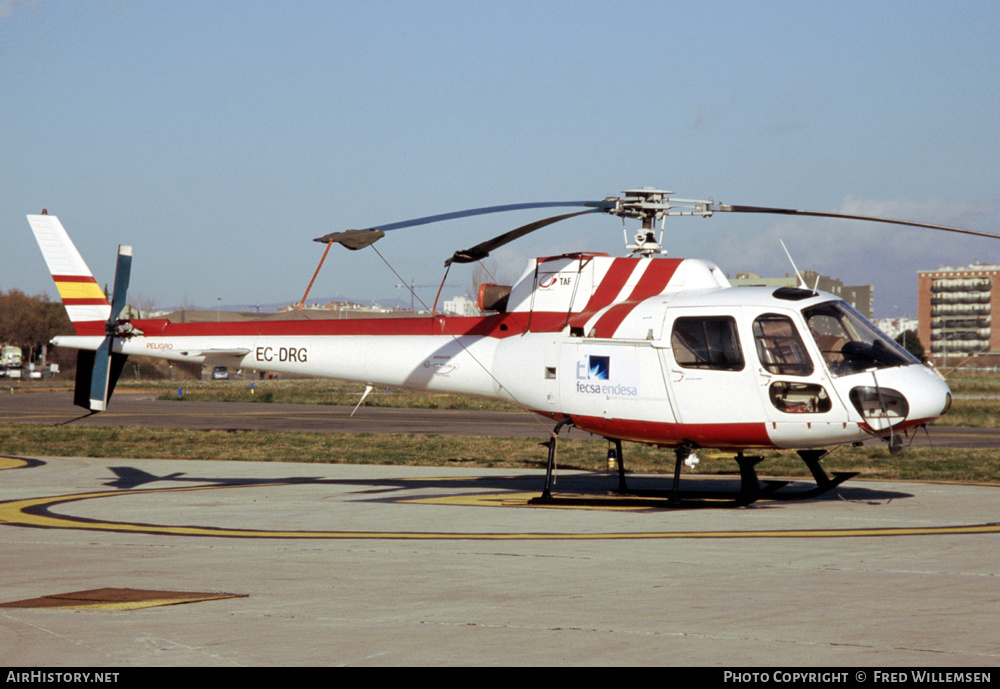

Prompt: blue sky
xmin=2 ymin=0 xmax=998 ymax=317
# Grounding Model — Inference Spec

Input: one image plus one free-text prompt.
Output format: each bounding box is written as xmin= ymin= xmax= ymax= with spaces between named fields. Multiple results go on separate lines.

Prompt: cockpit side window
xmin=670 ymin=316 xmax=744 ymax=371
xmin=804 ymin=301 xmax=918 ymax=376
xmin=753 ymin=314 xmax=814 ymax=376
xmin=807 ymin=311 xmax=852 ymax=369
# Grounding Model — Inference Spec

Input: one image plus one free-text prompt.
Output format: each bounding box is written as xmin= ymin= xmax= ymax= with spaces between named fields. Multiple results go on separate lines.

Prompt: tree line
xmin=0 ymin=289 xmax=74 ymax=367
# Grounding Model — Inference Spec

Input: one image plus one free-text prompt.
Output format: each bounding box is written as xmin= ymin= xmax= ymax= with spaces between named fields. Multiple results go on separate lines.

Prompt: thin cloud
xmin=0 ymin=0 xmax=39 ymax=21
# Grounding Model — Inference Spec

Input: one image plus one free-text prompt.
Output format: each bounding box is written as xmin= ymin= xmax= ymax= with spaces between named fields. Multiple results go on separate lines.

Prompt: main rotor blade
xmin=357 ymin=200 xmax=613 ymax=233
xmin=445 ymin=210 xmax=603 ymax=266
xmin=313 ymin=229 xmax=385 ymax=249
xmin=714 ymin=204 xmax=1000 ymax=240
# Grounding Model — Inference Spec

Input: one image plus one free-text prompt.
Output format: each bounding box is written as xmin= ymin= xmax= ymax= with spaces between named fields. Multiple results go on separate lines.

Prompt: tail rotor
xmin=84 ymin=245 xmax=133 ymax=412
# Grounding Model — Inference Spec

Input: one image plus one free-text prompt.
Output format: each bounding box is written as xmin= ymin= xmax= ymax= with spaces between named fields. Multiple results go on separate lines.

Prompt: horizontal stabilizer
xmin=192 ymin=348 xmax=252 ymax=357
xmin=52 ymin=335 xmax=105 ymax=351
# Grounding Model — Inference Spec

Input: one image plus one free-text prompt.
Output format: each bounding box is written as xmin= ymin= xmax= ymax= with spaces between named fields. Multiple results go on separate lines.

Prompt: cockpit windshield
xmin=803 ymin=301 xmax=919 ymax=376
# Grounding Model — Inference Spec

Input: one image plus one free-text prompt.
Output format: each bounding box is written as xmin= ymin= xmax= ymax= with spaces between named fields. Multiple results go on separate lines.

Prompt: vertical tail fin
xmin=28 ymin=213 xmax=132 ymax=412
xmin=27 ymin=214 xmax=111 ymax=335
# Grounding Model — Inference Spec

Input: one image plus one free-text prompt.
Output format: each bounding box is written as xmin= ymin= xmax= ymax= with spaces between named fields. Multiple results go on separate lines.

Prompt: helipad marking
xmin=0 ymin=588 xmax=246 ymax=610
xmin=0 ymin=457 xmax=30 ymax=470
xmin=2 ymin=481 xmax=1000 ymax=539
xmin=0 ymin=456 xmax=42 ymax=471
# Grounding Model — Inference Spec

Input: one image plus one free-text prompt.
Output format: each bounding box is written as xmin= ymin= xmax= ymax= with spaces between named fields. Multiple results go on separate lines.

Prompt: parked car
xmin=212 ymin=366 xmax=229 ymax=380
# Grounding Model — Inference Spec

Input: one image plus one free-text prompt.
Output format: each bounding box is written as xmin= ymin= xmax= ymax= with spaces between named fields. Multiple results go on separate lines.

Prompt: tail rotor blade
xmin=109 ymin=245 xmax=133 ymax=319
xmin=87 ymin=336 xmax=113 ymax=412
xmin=86 ymin=245 xmax=133 ymax=412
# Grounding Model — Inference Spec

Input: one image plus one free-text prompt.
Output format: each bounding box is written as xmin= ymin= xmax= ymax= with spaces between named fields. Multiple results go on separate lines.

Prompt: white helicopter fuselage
xmin=53 ymin=251 xmax=952 ymax=451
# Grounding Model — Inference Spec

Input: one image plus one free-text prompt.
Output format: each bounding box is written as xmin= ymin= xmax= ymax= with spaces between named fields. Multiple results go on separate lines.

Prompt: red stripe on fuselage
xmin=65 ymin=320 xmax=108 ymax=336
xmin=136 ymin=312 xmax=565 ymax=339
xmin=565 ymin=259 xmax=638 ymax=332
xmin=564 ymin=414 xmax=774 ymax=449
xmin=590 ymin=260 xmax=680 ymax=337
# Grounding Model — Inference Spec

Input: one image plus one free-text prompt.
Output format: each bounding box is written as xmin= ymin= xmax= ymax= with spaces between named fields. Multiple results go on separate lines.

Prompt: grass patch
xmin=151 ymin=379 xmax=516 ymax=411
xmin=937 ymin=398 xmax=1000 ymax=427
xmin=942 ymin=374 xmax=1000 ymax=396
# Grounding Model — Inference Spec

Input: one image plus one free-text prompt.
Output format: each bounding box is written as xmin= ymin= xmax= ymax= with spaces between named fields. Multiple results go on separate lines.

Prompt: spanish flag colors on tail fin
xmin=27 ymin=213 xmax=111 ymax=335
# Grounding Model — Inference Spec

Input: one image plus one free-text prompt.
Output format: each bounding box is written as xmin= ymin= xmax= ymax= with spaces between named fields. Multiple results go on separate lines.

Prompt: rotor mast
xmin=606 ymin=188 xmax=715 ymax=258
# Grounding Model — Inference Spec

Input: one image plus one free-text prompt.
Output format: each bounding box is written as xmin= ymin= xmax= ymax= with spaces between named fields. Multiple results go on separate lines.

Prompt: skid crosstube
xmin=530 ymin=435 xmax=855 ymax=508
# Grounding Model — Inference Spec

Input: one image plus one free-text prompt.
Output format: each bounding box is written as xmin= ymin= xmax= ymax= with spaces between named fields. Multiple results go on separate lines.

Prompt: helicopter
xmin=28 ymin=188 xmax=994 ymax=506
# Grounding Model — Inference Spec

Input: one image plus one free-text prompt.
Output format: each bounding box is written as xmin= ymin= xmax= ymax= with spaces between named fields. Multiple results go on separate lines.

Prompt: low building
xmin=874 ymin=317 xmax=919 ymax=340
xmin=728 ymin=271 xmax=873 ymax=318
xmin=443 ymin=295 xmax=479 ymax=317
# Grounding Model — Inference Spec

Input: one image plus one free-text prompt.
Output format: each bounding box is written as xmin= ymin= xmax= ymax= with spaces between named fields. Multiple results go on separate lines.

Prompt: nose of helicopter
xmin=902 ymin=365 xmax=952 ymax=423
xmin=844 ymin=364 xmax=952 ymax=432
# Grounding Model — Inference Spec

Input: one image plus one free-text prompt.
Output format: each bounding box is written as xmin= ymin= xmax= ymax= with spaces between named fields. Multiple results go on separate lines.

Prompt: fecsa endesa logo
xmin=575 ymin=355 xmax=637 ymax=397
xmin=576 ymin=355 xmax=609 ymax=388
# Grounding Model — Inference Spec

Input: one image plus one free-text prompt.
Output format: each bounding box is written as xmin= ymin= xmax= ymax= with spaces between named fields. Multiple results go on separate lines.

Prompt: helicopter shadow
xmin=105 ymin=465 xmax=546 ymax=497
xmin=527 ymin=472 xmax=913 ymax=509
xmin=104 ymin=466 xmax=912 ymax=509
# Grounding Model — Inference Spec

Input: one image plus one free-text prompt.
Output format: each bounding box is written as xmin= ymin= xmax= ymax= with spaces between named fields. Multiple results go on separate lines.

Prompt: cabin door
xmin=658 ymin=307 xmax=760 ymax=426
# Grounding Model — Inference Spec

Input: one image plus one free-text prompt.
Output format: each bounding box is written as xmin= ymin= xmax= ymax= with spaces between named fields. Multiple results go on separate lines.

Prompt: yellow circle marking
xmin=2 ymin=481 xmax=1000 ymax=539
xmin=0 ymin=457 xmax=31 ymax=470
xmin=17 ymin=598 xmax=212 ymax=611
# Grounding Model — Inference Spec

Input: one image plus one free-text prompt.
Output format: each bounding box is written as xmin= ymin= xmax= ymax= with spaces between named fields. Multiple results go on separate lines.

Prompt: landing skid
xmin=624 ymin=445 xmax=785 ymax=507
xmin=622 ymin=448 xmax=780 ymax=508
xmin=764 ymin=449 xmax=858 ymax=501
xmin=536 ymin=416 xmax=573 ymax=502
xmin=530 ymin=428 xmax=854 ymax=508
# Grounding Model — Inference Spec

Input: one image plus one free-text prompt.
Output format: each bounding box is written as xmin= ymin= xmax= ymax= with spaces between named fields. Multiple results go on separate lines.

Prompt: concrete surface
xmin=2 ymin=455 xmax=999 ymax=666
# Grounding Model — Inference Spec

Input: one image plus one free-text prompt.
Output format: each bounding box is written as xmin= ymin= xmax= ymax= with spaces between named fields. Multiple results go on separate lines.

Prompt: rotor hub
xmin=606 ymin=188 xmax=716 ymax=257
